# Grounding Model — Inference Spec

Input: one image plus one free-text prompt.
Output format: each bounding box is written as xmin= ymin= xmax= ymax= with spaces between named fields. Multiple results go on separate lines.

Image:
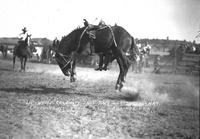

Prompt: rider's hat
xmin=22 ymin=27 xmax=27 ymax=33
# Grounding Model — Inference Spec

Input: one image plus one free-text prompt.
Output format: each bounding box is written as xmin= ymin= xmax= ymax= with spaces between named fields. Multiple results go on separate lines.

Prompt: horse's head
xmin=54 ymin=38 xmax=71 ymax=76
xmin=54 ymin=27 xmax=86 ymax=76
xmin=24 ymin=34 xmax=32 ymax=46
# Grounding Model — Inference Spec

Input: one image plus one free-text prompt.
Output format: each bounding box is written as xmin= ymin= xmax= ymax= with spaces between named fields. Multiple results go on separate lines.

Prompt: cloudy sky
xmin=0 ymin=0 xmax=199 ymax=41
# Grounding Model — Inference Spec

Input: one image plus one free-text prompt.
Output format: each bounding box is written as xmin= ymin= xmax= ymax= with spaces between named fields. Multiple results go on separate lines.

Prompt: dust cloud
xmin=30 ymin=64 xmax=199 ymax=109
xmin=124 ymin=74 xmax=199 ymax=109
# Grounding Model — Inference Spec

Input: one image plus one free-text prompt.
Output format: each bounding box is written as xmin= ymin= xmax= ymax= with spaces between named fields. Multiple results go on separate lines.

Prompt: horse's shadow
xmin=105 ymin=92 xmax=141 ymax=102
xmin=0 ymin=86 xmax=141 ymax=102
xmin=0 ymin=86 xmax=94 ymax=97
xmin=0 ymin=67 xmax=12 ymax=72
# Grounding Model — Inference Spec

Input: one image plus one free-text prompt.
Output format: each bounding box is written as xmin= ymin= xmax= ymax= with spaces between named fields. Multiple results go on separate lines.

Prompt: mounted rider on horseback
xmin=17 ymin=27 xmax=32 ymax=57
xmin=18 ymin=27 xmax=31 ymax=47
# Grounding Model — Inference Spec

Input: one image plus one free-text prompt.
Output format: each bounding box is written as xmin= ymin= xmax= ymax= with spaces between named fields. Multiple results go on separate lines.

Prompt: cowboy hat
xmin=22 ymin=27 xmax=27 ymax=32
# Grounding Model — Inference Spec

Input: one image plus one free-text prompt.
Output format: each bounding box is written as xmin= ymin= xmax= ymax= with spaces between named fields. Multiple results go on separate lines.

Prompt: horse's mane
xmin=59 ymin=27 xmax=84 ymax=48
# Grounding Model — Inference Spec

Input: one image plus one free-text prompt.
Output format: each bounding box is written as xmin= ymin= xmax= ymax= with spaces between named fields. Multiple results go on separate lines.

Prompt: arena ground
xmin=0 ymin=58 xmax=199 ymax=139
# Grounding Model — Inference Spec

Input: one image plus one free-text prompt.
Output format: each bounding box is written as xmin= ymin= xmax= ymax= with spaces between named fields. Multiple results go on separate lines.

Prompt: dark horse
xmin=0 ymin=44 xmax=8 ymax=58
xmin=54 ymin=25 xmax=140 ymax=91
xmin=13 ymin=34 xmax=35 ymax=71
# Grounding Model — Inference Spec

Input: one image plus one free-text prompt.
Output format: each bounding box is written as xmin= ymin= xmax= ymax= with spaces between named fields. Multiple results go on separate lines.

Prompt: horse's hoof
xmin=70 ymin=77 xmax=76 ymax=82
xmin=115 ymin=84 xmax=120 ymax=90
xmin=103 ymin=67 xmax=109 ymax=71
xmin=95 ymin=68 xmax=101 ymax=71
xmin=115 ymin=89 xmax=120 ymax=93
xmin=116 ymin=83 xmax=123 ymax=92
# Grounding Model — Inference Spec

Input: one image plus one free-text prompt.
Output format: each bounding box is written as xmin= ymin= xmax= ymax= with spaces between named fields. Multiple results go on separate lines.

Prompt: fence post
xmin=173 ymin=45 xmax=177 ymax=74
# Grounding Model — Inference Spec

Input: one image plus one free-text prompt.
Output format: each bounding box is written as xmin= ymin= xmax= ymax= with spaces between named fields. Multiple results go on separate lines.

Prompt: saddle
xmin=18 ymin=40 xmax=27 ymax=47
xmin=86 ymin=24 xmax=106 ymax=39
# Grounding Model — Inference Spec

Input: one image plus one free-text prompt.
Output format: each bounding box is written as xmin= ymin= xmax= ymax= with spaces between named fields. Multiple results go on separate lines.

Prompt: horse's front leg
xmin=70 ymin=60 xmax=76 ymax=82
xmin=20 ymin=57 xmax=23 ymax=72
xmin=115 ymin=79 xmax=123 ymax=91
xmin=70 ymin=74 xmax=76 ymax=82
xmin=102 ymin=53 xmax=111 ymax=71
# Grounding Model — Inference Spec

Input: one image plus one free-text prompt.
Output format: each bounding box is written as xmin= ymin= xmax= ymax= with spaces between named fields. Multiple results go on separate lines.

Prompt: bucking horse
xmin=13 ymin=34 xmax=36 ymax=71
xmin=54 ymin=25 xmax=140 ymax=91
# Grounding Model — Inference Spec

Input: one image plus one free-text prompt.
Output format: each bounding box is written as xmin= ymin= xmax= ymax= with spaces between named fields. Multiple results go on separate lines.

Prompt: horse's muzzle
xmin=63 ymin=69 xmax=71 ymax=76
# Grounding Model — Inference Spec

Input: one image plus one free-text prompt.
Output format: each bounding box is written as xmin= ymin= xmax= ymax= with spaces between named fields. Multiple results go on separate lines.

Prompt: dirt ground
xmin=0 ymin=58 xmax=199 ymax=139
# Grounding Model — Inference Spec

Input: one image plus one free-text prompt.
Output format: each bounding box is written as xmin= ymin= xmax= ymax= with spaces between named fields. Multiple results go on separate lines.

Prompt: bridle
xmin=55 ymin=27 xmax=88 ymax=70
xmin=56 ymin=52 xmax=73 ymax=70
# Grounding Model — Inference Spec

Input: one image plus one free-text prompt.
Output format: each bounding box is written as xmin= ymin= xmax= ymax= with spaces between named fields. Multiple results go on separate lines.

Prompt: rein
xmin=76 ymin=26 xmax=89 ymax=52
xmin=94 ymin=25 xmax=118 ymax=47
xmin=77 ymin=25 xmax=118 ymax=52
xmin=107 ymin=25 xmax=118 ymax=47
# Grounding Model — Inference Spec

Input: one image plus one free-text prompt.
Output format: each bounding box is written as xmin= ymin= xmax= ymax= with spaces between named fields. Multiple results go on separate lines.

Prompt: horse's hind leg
xmin=122 ymin=56 xmax=131 ymax=82
xmin=115 ymin=57 xmax=124 ymax=91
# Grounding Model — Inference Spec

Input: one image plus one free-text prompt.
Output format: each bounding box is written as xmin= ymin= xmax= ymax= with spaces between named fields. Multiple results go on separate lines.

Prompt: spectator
xmin=153 ymin=55 xmax=161 ymax=74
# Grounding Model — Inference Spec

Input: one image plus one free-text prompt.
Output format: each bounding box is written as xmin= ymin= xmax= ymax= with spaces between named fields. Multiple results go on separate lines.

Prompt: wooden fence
xmin=174 ymin=53 xmax=200 ymax=74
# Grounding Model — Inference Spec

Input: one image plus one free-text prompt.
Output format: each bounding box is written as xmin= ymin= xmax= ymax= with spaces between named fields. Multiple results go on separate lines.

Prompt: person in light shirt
xmin=16 ymin=27 xmax=32 ymax=56
xmin=19 ymin=27 xmax=28 ymax=41
xmin=18 ymin=27 xmax=32 ymax=46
